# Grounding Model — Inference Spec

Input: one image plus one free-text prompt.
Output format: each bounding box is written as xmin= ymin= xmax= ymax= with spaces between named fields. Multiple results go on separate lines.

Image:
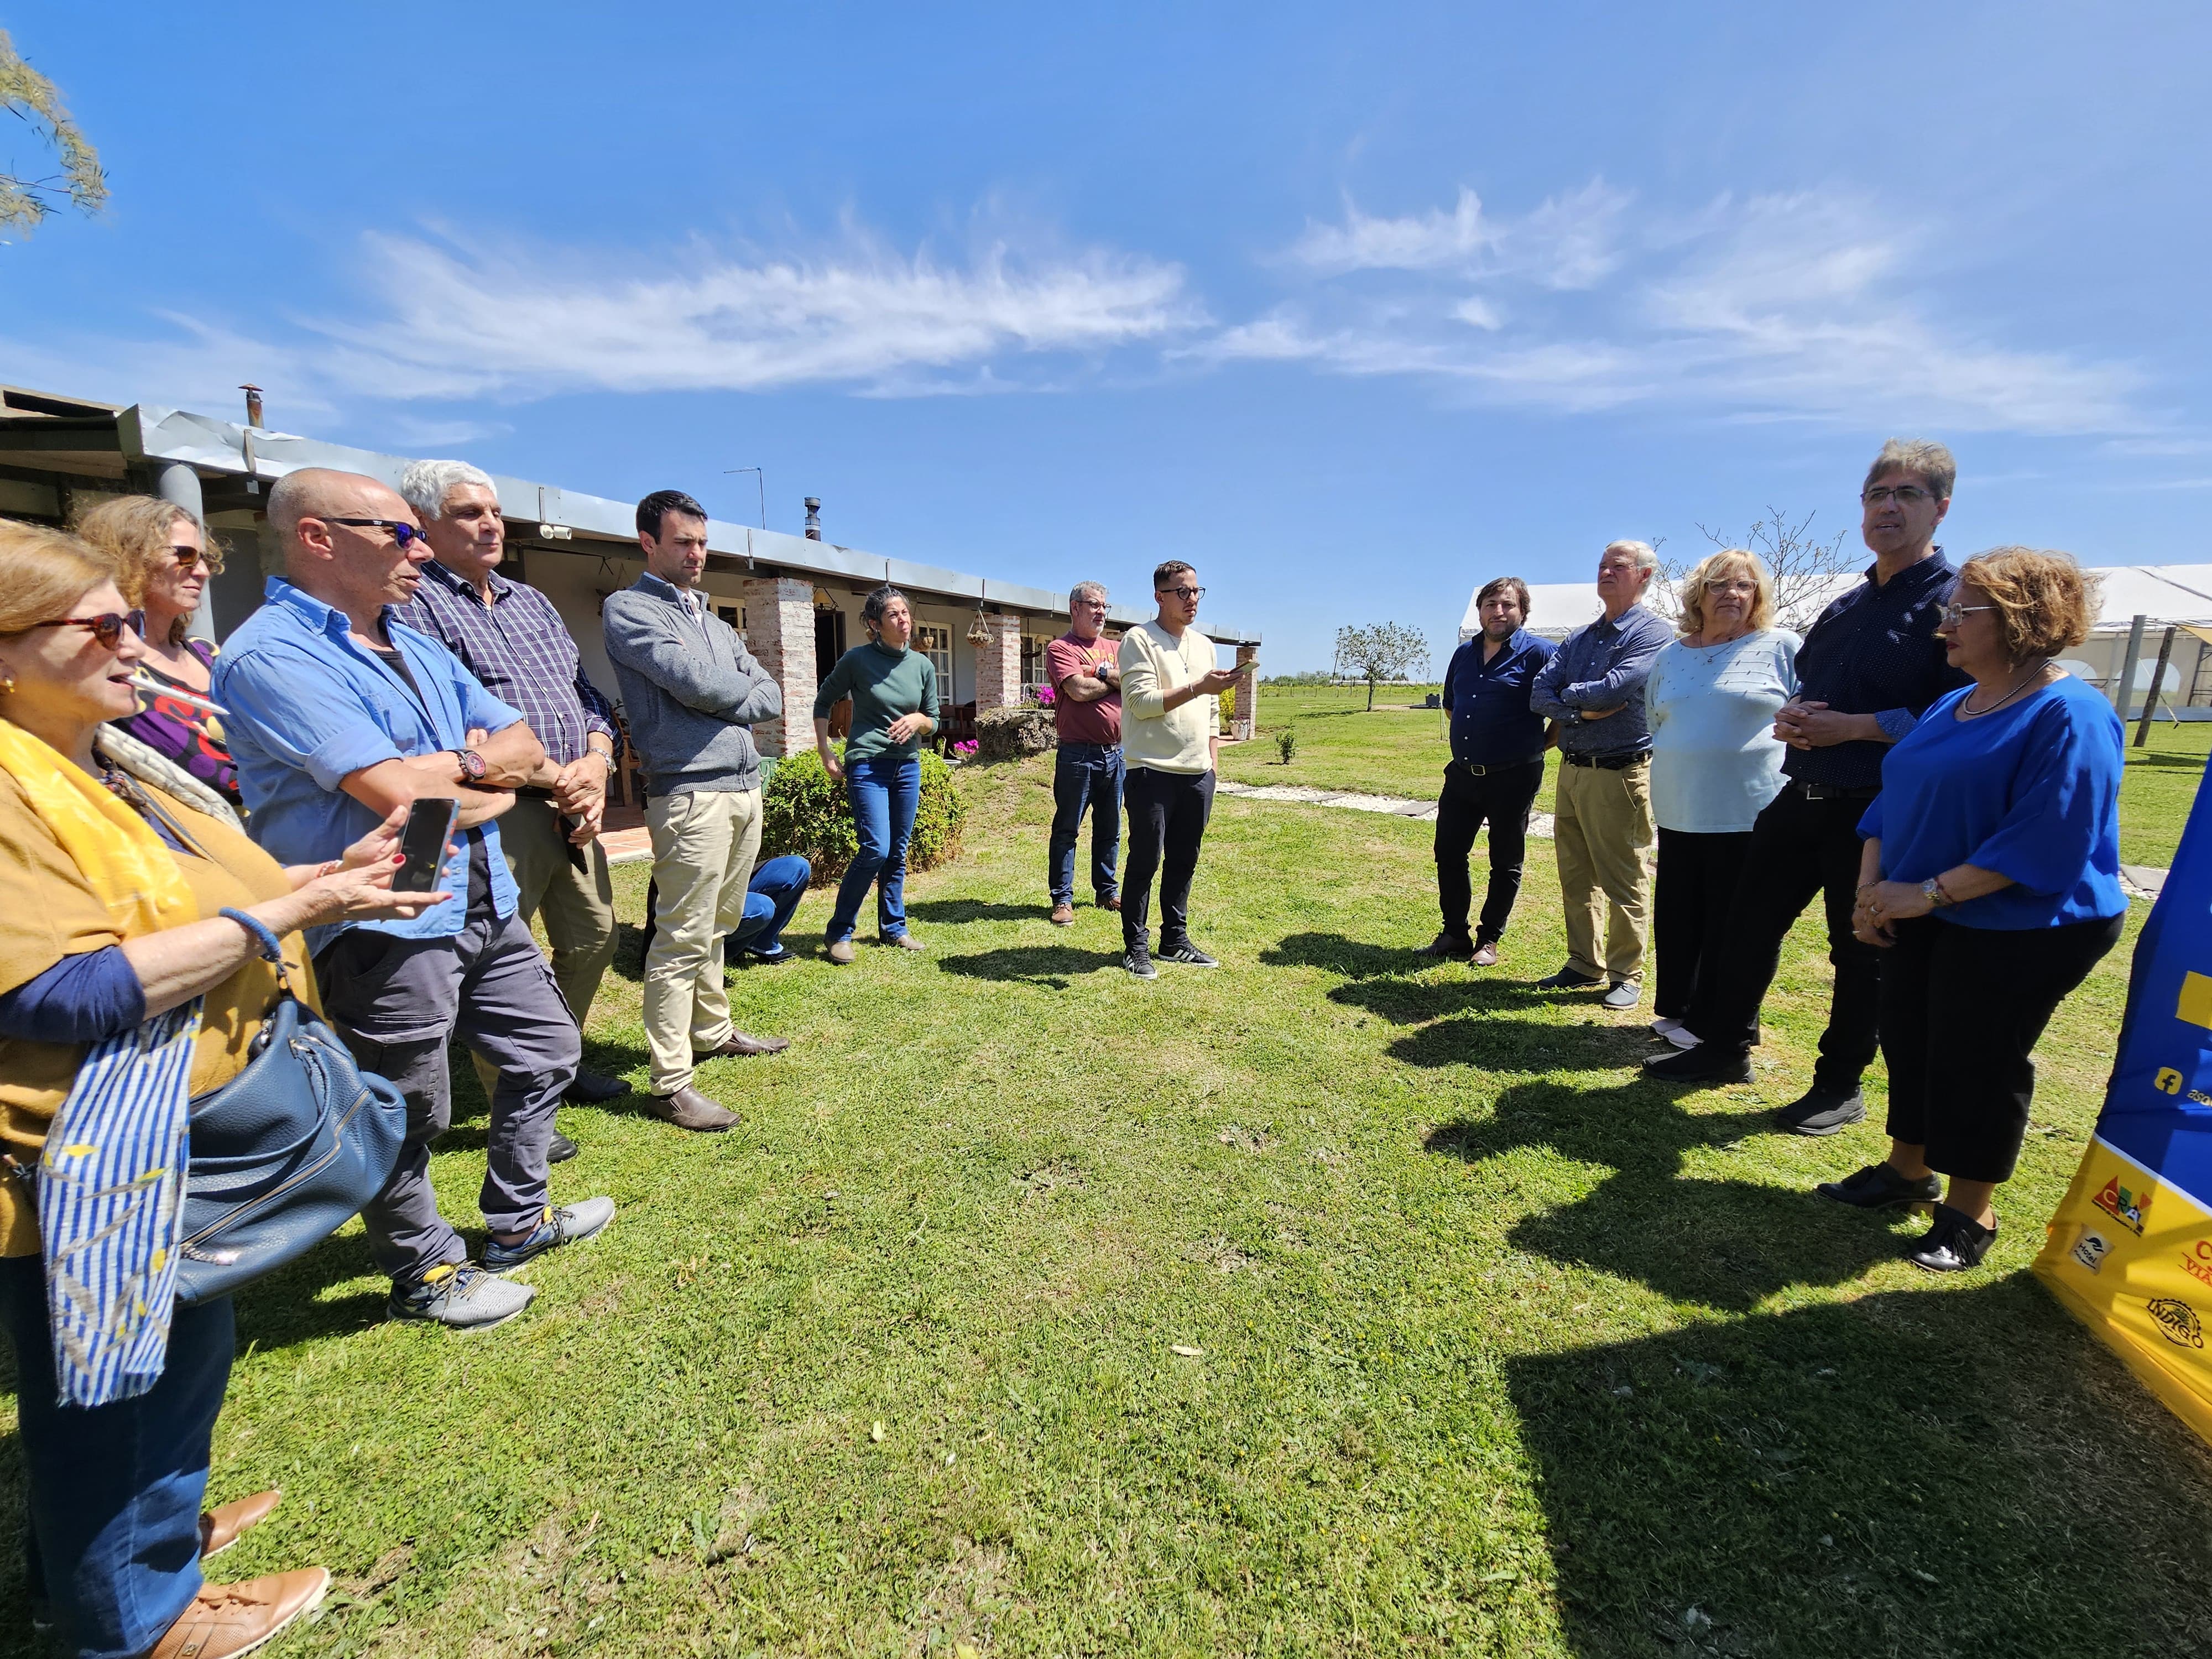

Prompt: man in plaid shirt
xmin=397 ymin=459 xmax=632 ymax=1120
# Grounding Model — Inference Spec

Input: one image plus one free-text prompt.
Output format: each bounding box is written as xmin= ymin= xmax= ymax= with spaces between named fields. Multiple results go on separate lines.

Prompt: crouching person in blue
xmin=1824 ymin=549 xmax=2125 ymax=1271
xmin=639 ymin=853 xmax=814 ymax=964
xmin=216 ymin=469 xmax=614 ymax=1332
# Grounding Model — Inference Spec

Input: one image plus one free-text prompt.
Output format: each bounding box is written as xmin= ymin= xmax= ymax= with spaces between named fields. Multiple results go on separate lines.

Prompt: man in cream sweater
xmin=1116 ymin=560 xmax=1244 ymax=978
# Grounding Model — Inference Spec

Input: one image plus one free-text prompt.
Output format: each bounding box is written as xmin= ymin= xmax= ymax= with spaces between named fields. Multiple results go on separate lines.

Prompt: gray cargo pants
xmin=316 ymin=889 xmax=582 ymax=1286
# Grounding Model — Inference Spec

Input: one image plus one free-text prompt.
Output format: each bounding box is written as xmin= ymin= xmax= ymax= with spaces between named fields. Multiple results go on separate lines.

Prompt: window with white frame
xmin=915 ymin=624 xmax=952 ymax=693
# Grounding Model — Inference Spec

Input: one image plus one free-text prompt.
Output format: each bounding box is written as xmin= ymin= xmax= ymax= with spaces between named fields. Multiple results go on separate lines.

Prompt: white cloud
xmin=1219 ymin=185 xmax=2147 ymax=436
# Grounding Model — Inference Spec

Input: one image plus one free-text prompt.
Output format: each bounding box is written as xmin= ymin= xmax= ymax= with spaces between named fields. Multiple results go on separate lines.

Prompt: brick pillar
xmin=974 ymin=611 xmax=1022 ymax=712
xmin=742 ymin=575 xmax=816 ymax=758
xmin=1233 ymin=643 xmax=1260 ymax=741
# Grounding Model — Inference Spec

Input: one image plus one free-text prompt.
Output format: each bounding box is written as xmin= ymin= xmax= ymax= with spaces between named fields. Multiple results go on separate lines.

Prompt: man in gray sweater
xmin=603 ymin=489 xmax=791 ymax=1130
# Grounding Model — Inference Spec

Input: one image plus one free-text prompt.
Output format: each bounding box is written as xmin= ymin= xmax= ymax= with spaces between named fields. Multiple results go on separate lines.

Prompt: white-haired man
xmin=1044 ymin=580 xmax=1124 ymax=925
xmin=215 ymin=467 xmax=614 ymax=1333
xmin=1529 ymin=540 xmax=1672 ymax=1009
xmin=394 ymin=459 xmax=630 ymax=1131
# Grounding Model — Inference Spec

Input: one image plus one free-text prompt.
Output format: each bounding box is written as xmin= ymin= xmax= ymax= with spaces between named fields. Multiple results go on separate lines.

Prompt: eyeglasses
xmin=317 ymin=516 xmax=427 ymax=550
xmin=1863 ymin=485 xmax=1934 ymax=507
xmin=1938 ymin=602 xmax=1997 ymax=627
xmin=32 ymin=610 xmax=145 ymax=649
xmin=1159 ymin=586 xmax=1205 ymax=601
xmin=168 ymin=546 xmax=202 ymax=571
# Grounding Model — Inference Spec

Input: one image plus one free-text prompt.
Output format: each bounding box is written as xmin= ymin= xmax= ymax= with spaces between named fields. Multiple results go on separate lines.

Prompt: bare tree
xmin=1662 ymin=508 xmax=1854 ymax=632
xmin=1334 ymin=623 xmax=1431 ymax=711
xmin=2 ymin=29 xmax=106 ymax=237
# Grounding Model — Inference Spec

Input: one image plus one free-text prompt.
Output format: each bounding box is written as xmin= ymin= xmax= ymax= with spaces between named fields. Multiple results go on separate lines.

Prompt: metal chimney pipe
xmin=804 ymin=497 xmax=822 ymax=541
xmin=239 ymin=384 xmax=264 ymax=428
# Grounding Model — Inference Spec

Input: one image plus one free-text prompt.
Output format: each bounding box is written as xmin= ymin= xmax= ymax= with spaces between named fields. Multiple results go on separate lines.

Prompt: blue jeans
xmin=828 ymin=756 xmax=920 ymax=942
xmin=731 ymin=854 xmax=811 ymax=957
xmin=1 ymin=1254 xmax=231 ymax=1659
xmin=1048 ymin=743 xmax=1123 ymax=904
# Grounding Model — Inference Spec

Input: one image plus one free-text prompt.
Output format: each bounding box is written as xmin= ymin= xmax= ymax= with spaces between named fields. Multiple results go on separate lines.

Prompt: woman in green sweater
xmin=814 ymin=586 xmax=939 ymax=963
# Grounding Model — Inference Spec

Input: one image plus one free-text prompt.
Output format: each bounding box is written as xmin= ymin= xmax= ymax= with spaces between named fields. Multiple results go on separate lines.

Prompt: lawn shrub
xmin=1218 ymin=684 xmax=1237 ymax=732
xmin=1276 ymin=726 xmax=1298 ymax=763
xmin=762 ymin=745 xmax=966 ymax=884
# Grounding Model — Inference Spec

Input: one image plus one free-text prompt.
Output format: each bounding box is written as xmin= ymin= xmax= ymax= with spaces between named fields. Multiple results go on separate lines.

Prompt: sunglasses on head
xmin=32 ymin=610 xmax=146 ymax=649
xmin=317 ymin=516 xmax=427 ymax=550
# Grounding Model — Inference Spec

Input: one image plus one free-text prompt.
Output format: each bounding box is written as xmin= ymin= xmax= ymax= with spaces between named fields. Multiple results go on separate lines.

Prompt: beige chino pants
xmin=1553 ymin=756 xmax=1655 ymax=983
xmin=643 ymin=787 xmax=762 ymax=1094
xmin=468 ymin=794 xmax=617 ymax=1100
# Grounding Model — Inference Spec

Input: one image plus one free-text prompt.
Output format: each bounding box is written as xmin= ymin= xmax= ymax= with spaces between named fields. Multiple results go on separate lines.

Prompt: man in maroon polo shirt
xmin=1045 ymin=580 xmax=1124 ymax=925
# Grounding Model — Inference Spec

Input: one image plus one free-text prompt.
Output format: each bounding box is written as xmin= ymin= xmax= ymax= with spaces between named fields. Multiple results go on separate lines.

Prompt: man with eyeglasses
xmin=1044 ymin=580 xmax=1124 ymax=925
xmin=216 ymin=468 xmax=614 ymax=1333
xmin=394 ymin=458 xmax=632 ymax=1140
xmin=1646 ymin=439 xmax=1968 ymax=1135
xmin=1115 ymin=560 xmax=1243 ymax=978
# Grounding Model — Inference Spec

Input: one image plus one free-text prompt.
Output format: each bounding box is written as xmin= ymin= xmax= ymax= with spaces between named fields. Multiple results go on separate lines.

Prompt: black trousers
xmin=1682 ymin=785 xmax=1882 ymax=1093
xmin=1880 ymin=914 xmax=2123 ymax=1182
xmin=1653 ymin=827 xmax=1753 ymax=1020
xmin=1433 ymin=757 xmax=1545 ymax=945
xmin=1122 ymin=765 xmax=1214 ymax=949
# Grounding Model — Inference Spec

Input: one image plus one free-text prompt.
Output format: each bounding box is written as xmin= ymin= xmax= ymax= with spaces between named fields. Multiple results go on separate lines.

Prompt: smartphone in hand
xmin=392 ymin=797 xmax=461 ymax=893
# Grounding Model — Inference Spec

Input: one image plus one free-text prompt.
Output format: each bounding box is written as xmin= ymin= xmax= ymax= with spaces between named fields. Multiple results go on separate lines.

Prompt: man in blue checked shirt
xmin=395 ymin=458 xmax=630 ymax=1114
xmin=216 ymin=468 xmax=615 ymax=1334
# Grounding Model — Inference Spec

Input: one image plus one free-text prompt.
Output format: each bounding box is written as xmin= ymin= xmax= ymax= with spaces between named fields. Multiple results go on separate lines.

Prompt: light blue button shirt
xmin=213 ymin=577 xmax=524 ymax=950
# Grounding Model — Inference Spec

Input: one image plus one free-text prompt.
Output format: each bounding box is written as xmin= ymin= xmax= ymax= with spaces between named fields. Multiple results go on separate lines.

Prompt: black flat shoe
xmin=565 ymin=1070 xmax=633 ymax=1105
xmin=1416 ymin=932 xmax=1475 ymax=960
xmin=1777 ymin=1086 xmax=1865 ymax=1136
xmin=1533 ymin=966 xmax=1605 ymax=990
xmin=1643 ymin=1044 xmax=1752 ymax=1084
xmin=549 ymin=1131 xmax=579 ymax=1165
xmin=1815 ymin=1162 xmax=1942 ymax=1210
xmin=1907 ymin=1203 xmax=1999 ymax=1272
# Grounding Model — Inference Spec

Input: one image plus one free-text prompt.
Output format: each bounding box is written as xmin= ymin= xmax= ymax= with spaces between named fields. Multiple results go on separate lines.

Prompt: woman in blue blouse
xmin=1821 ymin=549 xmax=2125 ymax=1271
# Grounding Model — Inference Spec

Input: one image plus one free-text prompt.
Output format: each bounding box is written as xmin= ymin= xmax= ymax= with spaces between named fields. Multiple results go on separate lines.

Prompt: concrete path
xmin=1216 ymin=778 xmax=1556 ymax=839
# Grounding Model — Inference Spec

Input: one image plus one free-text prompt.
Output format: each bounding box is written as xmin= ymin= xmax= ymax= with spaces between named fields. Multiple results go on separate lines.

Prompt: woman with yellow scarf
xmin=0 ymin=524 xmax=440 ymax=1659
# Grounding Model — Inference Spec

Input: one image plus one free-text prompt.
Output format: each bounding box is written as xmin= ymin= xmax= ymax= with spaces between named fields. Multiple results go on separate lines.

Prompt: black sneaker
xmin=1907 ymin=1203 xmax=1998 ymax=1271
xmin=1534 ymin=966 xmax=1605 ymax=990
xmin=1416 ymin=932 xmax=1475 ymax=960
xmin=1642 ymin=1044 xmax=1752 ymax=1084
xmin=1161 ymin=940 xmax=1219 ymax=968
xmin=1815 ymin=1162 xmax=1943 ymax=1210
xmin=548 ymin=1130 xmax=579 ymax=1165
xmin=1777 ymin=1086 xmax=1866 ymax=1137
xmin=1124 ymin=943 xmax=1159 ymax=980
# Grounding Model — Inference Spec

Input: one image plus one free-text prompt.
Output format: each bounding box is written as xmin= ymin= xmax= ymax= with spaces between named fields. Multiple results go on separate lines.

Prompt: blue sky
xmin=3 ymin=2 xmax=2206 ymax=669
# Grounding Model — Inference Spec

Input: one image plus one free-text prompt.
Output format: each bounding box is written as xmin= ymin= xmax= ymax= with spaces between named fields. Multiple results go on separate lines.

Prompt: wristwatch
xmin=1921 ymin=877 xmax=1952 ymax=908
xmin=453 ymin=748 xmax=488 ymax=782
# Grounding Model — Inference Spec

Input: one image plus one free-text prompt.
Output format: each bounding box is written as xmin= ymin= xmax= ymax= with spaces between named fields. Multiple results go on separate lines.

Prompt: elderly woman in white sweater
xmin=1645 ymin=550 xmax=1801 ymax=1047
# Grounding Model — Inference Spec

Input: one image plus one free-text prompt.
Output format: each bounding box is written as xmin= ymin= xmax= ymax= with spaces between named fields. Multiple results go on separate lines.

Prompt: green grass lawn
xmin=7 ymin=756 xmax=2212 ymax=1656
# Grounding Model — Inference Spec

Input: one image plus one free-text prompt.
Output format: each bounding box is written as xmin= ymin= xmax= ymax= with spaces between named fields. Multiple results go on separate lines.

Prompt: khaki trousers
xmin=643 ymin=787 xmax=761 ymax=1094
xmin=468 ymin=795 xmax=617 ymax=1100
xmin=1553 ymin=756 xmax=1655 ymax=982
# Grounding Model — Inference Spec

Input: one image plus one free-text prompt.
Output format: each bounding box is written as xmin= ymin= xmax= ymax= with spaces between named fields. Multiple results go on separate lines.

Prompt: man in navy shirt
xmin=1420 ymin=577 xmax=1556 ymax=964
xmin=1648 ymin=439 xmax=1968 ymax=1134
xmin=1530 ymin=541 xmax=1673 ymax=1008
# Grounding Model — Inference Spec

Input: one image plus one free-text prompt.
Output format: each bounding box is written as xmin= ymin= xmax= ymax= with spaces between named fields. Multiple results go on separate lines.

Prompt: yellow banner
xmin=2035 ymin=1139 xmax=2212 ymax=1443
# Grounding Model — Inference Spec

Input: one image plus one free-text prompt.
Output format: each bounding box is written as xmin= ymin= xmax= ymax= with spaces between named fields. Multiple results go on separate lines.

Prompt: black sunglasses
xmin=33 ymin=610 xmax=146 ymax=649
xmin=317 ymin=516 xmax=427 ymax=550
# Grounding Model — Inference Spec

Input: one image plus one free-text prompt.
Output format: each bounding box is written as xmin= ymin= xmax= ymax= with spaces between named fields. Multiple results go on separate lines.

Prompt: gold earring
xmin=0 ymin=672 xmax=14 ymax=694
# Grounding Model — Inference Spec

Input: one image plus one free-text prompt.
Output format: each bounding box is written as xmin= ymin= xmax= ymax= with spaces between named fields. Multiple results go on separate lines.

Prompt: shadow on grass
xmin=906 ymin=898 xmax=1047 ymax=924
xmin=1260 ymin=931 xmax=1423 ymax=980
xmin=1507 ymin=1277 xmax=2212 ymax=1656
xmin=1429 ymin=1078 xmax=1897 ymax=1310
xmin=937 ymin=945 xmax=1116 ymax=990
xmin=225 ymin=1227 xmax=392 ymax=1351
xmin=1390 ymin=1013 xmax=1649 ymax=1073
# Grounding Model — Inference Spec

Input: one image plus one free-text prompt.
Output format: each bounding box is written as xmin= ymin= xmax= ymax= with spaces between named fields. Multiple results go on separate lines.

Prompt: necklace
xmin=1958 ymin=659 xmax=2056 ymax=720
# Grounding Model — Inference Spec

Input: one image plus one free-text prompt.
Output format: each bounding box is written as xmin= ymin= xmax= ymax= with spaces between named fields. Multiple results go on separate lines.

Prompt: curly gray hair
xmin=398 ymin=458 xmax=498 ymax=522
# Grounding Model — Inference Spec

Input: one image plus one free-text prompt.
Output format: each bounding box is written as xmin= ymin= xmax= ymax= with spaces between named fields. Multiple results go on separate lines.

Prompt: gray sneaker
xmin=388 ymin=1262 xmax=536 ymax=1331
xmin=482 ymin=1197 xmax=617 ymax=1274
xmin=1601 ymin=980 xmax=1641 ymax=1010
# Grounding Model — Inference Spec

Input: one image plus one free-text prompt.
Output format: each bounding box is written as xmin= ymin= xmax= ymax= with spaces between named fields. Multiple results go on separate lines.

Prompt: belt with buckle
xmin=1795 ymin=780 xmax=1880 ymax=801
xmin=1564 ymin=751 xmax=1648 ymax=771
xmin=1452 ymin=756 xmax=1542 ymax=777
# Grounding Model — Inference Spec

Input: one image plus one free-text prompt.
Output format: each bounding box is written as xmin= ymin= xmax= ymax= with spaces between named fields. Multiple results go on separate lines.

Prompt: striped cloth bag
xmin=38 ymin=1000 xmax=204 ymax=1407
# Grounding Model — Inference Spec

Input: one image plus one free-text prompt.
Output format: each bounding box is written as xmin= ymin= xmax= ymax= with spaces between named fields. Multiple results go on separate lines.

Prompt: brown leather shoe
xmin=1098 ymin=894 xmax=1121 ymax=911
xmin=1049 ymin=903 xmax=1075 ymax=926
xmin=644 ymin=1087 xmax=739 ymax=1132
xmin=150 ymin=1567 xmax=328 ymax=1659
xmin=827 ymin=937 xmax=857 ymax=964
xmin=1472 ymin=942 xmax=1501 ymax=967
xmin=884 ymin=933 xmax=927 ymax=951
xmin=695 ymin=1031 xmax=790 ymax=1058
xmin=200 ymin=1489 xmax=281 ymax=1559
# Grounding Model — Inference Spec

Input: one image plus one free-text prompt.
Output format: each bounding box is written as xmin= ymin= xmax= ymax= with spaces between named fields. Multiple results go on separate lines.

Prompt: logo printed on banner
xmin=2184 ymin=1243 xmax=2212 ymax=1290
xmin=2148 ymin=1298 xmax=2206 ymax=1349
xmin=2095 ymin=1176 xmax=2153 ymax=1237
xmin=2072 ymin=1229 xmax=2112 ymax=1273
xmin=2156 ymin=1067 xmax=2185 ymax=1095
xmin=2177 ymin=972 xmax=2212 ymax=1031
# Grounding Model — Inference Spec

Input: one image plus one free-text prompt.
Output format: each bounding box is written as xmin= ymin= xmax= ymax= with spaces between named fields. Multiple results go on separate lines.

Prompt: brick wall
xmin=742 ymin=575 xmax=816 ymax=757
xmin=973 ymin=611 xmax=1023 ymax=712
xmin=1233 ymin=643 xmax=1260 ymax=740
